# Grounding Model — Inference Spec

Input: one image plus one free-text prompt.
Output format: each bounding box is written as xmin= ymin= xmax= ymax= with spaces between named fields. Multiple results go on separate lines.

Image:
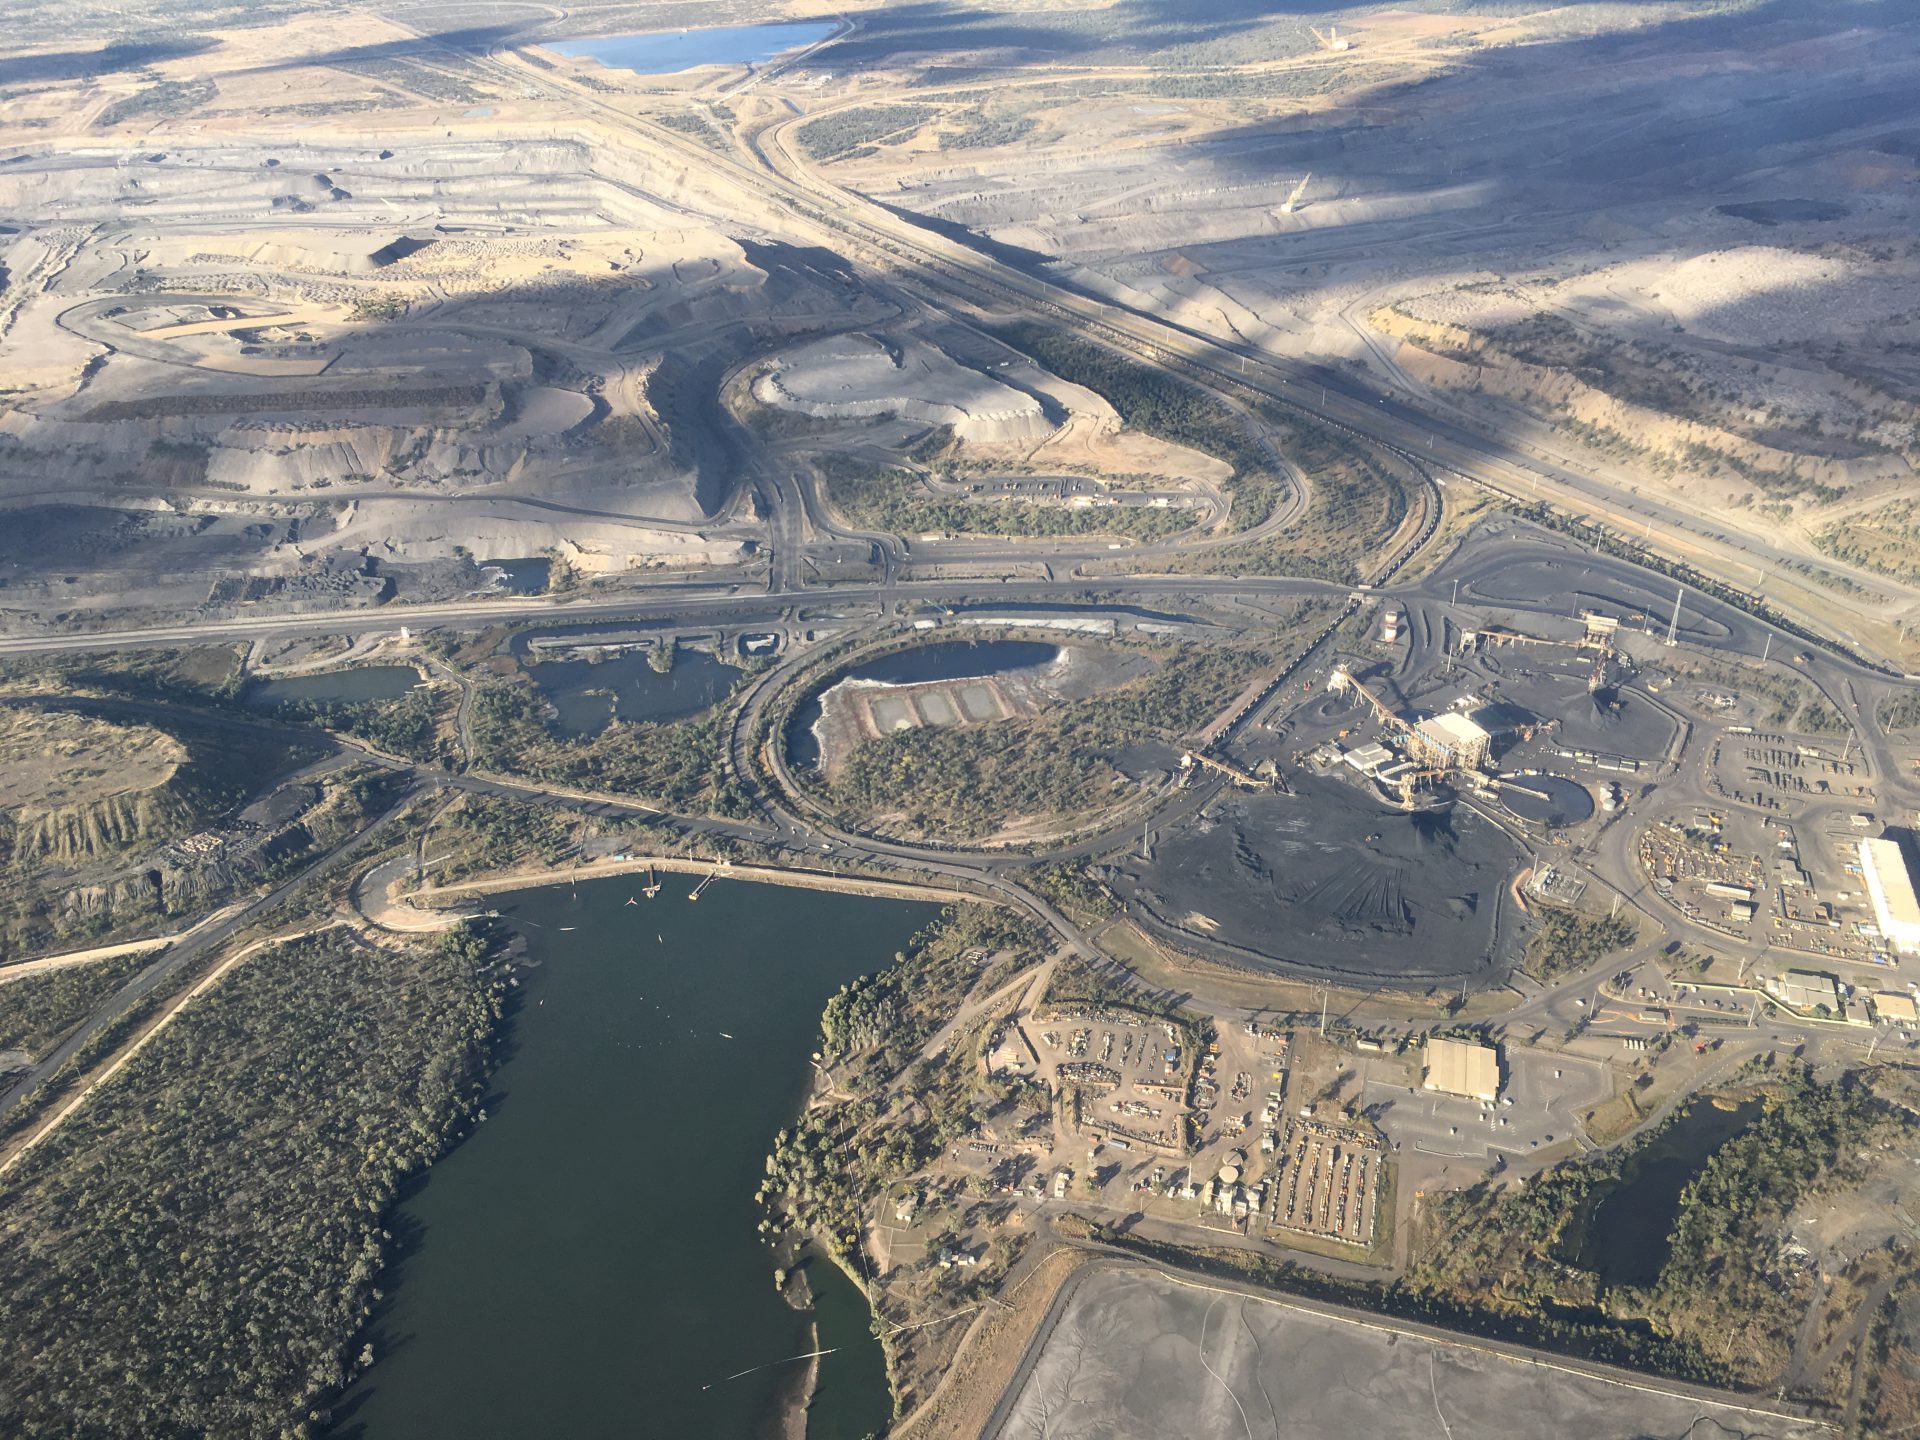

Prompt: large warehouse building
xmin=1422 ymin=1037 xmax=1501 ymax=1102
xmin=1860 ymin=838 xmax=1920 ymax=955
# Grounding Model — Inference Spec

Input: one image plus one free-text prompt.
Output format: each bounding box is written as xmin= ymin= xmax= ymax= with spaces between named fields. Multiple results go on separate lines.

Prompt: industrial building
xmin=1421 ymin=1037 xmax=1500 ymax=1102
xmin=1409 ymin=711 xmax=1492 ymax=771
xmin=1872 ymin=992 xmax=1918 ymax=1025
xmin=1341 ymin=742 xmax=1395 ymax=777
xmin=1859 ymin=837 xmax=1920 ymax=954
xmin=1770 ymin=970 xmax=1843 ymax=1015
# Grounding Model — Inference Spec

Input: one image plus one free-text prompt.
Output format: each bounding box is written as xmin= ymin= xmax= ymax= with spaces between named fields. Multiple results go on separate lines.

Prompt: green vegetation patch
xmin=1520 ymin=906 xmax=1638 ymax=982
xmin=1664 ymin=652 xmax=1835 ymax=733
xmin=816 ymin=454 xmax=1193 ymax=543
xmin=0 ymin=951 xmax=155 ymax=1060
xmin=1140 ymin=63 xmax=1385 ymax=99
xmin=796 ymin=104 xmax=936 ymax=161
xmin=654 ymin=109 xmax=727 ymax=149
xmin=759 ymin=906 xmax=1050 ymax=1354
xmin=95 ymin=78 xmax=218 ymax=127
xmin=435 ymin=792 xmax=588 ymax=881
xmin=993 ymin=325 xmax=1415 ymax=580
xmin=469 ymin=682 xmax=739 ymax=815
xmin=938 ymin=112 xmax=1036 ymax=149
xmin=1038 ymin=951 xmax=1196 ymax=1029
xmin=1024 ymin=861 xmax=1119 ymax=928
xmin=1408 ymin=308 xmax=1851 ymax=496
xmin=1816 ymin=499 xmax=1920 ymax=581
xmin=1406 ymin=1068 xmax=1899 ymax=1389
xmin=3 ymin=645 xmax=243 ymax=706
xmin=0 ymin=924 xmax=502 ymax=1438
xmin=1162 ymin=407 xmax=1411 ymax=582
xmin=1880 ymin=691 xmax=1920 ymax=734
xmin=255 ymin=685 xmax=445 ymax=764
xmin=818 ymin=907 xmax=1050 ymax=1081
xmin=995 ymin=322 xmax=1281 ymax=530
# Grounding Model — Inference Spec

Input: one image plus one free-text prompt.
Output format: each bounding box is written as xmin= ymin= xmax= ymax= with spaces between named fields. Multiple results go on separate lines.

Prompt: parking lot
xmin=1365 ymin=1049 xmax=1610 ymax=1161
xmin=1706 ymin=731 xmax=1874 ymax=813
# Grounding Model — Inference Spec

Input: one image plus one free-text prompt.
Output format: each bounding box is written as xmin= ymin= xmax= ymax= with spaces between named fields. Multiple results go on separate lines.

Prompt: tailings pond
xmin=1573 ymin=1098 xmax=1761 ymax=1289
xmin=843 ymin=639 xmax=1059 ymax=687
xmin=787 ymin=640 xmax=1061 ymax=769
xmin=332 ymin=877 xmax=936 ymax=1440
xmin=545 ymin=22 xmax=837 ymax=74
xmin=247 ymin=665 xmax=422 ymax=707
xmin=483 ymin=557 xmax=550 ymax=595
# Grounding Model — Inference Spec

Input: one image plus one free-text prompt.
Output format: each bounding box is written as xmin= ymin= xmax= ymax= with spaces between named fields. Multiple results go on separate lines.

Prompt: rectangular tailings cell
xmin=958 ymin=683 xmax=1000 ymax=721
xmin=869 ymin=695 xmax=917 ymax=733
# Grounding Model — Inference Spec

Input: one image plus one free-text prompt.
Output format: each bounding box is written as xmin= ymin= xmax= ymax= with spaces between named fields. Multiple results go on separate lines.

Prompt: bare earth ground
xmin=0 ymin=708 xmax=181 ymax=811
xmin=849 ymin=2 xmax=1920 ymax=638
xmin=893 ymin=1246 xmax=1087 ymax=1440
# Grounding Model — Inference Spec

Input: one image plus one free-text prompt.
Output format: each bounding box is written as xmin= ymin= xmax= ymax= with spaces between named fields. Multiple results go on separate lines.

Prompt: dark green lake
xmin=1574 ymin=1098 xmax=1760 ymax=1289
xmin=331 ymin=877 xmax=936 ymax=1440
xmin=526 ymin=649 xmax=738 ymax=737
xmin=247 ymin=665 xmax=422 ymax=707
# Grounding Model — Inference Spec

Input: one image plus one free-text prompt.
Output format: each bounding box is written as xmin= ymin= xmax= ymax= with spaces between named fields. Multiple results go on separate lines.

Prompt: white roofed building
xmin=1860 ymin=838 xmax=1920 ymax=954
xmin=1409 ymin=712 xmax=1491 ymax=771
xmin=1421 ymin=1037 xmax=1500 ymax=1102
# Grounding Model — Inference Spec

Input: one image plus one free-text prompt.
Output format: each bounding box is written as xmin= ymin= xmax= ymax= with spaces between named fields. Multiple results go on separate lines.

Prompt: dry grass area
xmin=1815 ymin=497 xmax=1920 ymax=580
xmin=0 ymin=709 xmax=182 ymax=813
xmin=1376 ymin=299 xmax=1912 ymax=505
xmin=980 ymin=412 xmax=1235 ymax=490
xmin=892 ymin=1246 xmax=1088 ymax=1440
xmin=0 ymin=709 xmax=196 ymax=865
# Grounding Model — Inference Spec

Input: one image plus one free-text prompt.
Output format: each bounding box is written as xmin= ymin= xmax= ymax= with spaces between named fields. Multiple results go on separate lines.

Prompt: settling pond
xmin=483 ymin=557 xmax=550 ymax=596
xmin=333 ymin=877 xmax=936 ymax=1440
xmin=521 ymin=647 xmax=739 ymax=738
xmin=544 ymin=22 xmax=836 ymax=75
xmin=1573 ymin=1098 xmax=1761 ymax=1289
xmin=247 ymin=665 xmax=422 ymax=707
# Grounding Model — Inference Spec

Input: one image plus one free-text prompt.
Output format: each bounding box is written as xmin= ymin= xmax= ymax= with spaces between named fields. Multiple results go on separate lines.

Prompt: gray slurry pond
xmin=994 ymin=1267 xmax=1830 ymax=1440
xmin=545 ymin=23 xmax=836 ymax=75
xmin=246 ymin=664 xmax=421 ymax=706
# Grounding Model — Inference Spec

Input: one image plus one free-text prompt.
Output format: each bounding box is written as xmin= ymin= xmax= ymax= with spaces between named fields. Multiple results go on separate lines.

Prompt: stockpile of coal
xmin=1113 ymin=775 xmax=1522 ymax=985
xmin=1490 ymin=666 xmax=1678 ymax=761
